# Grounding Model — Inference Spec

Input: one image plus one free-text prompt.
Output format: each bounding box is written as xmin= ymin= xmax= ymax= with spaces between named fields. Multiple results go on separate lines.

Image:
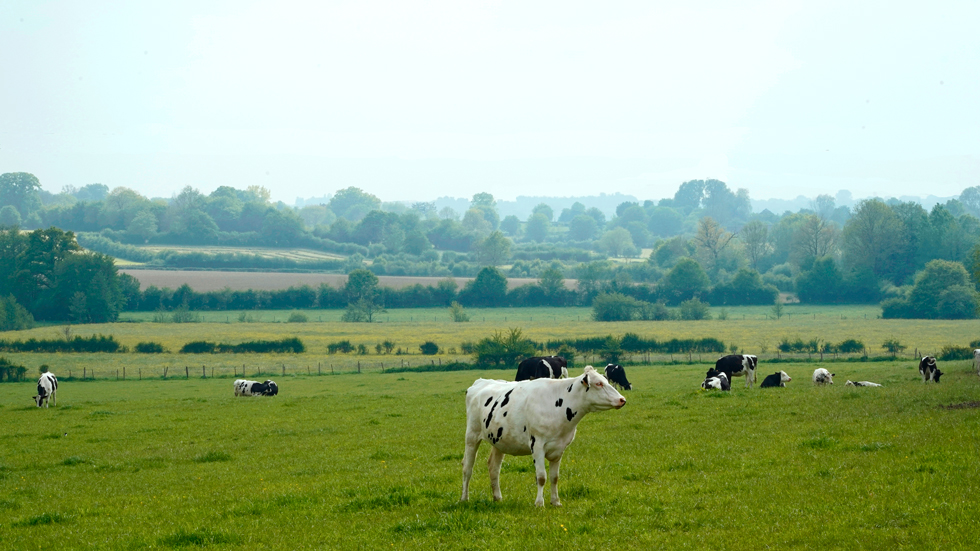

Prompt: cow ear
xmin=581 ymin=372 xmax=590 ymax=388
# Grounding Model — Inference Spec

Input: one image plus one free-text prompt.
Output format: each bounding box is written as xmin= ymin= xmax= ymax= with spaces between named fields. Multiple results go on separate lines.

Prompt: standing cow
xmin=974 ymin=349 xmax=980 ymax=377
xmin=33 ymin=372 xmax=58 ymax=408
xmin=760 ymin=371 xmax=792 ymax=388
xmin=603 ymin=364 xmax=632 ymax=390
xmin=462 ymin=366 xmax=626 ymax=507
xmin=234 ymin=379 xmax=279 ymax=396
xmin=812 ymin=368 xmax=835 ymax=385
xmin=918 ymin=357 xmax=942 ymax=383
xmin=712 ymin=355 xmax=758 ymax=388
xmin=515 ymin=356 xmax=568 ymax=381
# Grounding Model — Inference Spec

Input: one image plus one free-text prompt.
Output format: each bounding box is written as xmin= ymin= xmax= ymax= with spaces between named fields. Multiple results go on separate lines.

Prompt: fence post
xmin=69 ymin=369 xmax=72 ymax=379
xmin=116 ymin=369 xmax=119 ymax=380
xmin=211 ymin=367 xmax=214 ymax=378
xmin=331 ymin=364 xmax=334 ymax=375
xmin=185 ymin=366 xmax=189 ymax=379
xmin=139 ymin=368 xmax=141 ymax=380
xmin=357 ymin=361 xmax=361 ymax=374
xmin=307 ymin=366 xmax=310 ymax=375
xmin=203 ymin=365 xmax=206 ymax=378
xmin=123 ymin=367 xmax=126 ymax=380
xmin=282 ymin=364 xmax=285 ymax=376
xmin=318 ymin=362 xmax=321 ymax=375
xmin=83 ymin=367 xmax=86 ymax=379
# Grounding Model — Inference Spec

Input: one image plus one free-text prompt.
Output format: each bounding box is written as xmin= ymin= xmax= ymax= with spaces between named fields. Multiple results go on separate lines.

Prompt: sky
xmin=1 ymin=0 xmax=978 ymax=205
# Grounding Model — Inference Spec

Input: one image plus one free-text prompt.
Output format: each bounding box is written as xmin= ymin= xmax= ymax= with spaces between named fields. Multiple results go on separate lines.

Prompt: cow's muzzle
xmin=615 ymin=397 xmax=626 ymax=409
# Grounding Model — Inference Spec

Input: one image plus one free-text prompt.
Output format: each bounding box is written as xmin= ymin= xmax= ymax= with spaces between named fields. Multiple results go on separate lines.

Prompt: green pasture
xmin=2 ymin=360 xmax=979 ymax=549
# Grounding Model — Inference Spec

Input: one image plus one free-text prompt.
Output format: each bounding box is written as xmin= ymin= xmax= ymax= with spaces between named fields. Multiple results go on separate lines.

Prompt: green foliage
xmin=287 ymin=312 xmax=309 ymax=323
xmin=836 ymin=339 xmax=866 ymax=354
xmin=660 ymin=258 xmax=710 ymax=305
xmin=592 ymin=292 xmax=641 ymax=321
xmin=882 ymin=260 xmax=979 ymax=319
xmin=0 ymin=335 xmax=122 ymax=353
xmin=180 ymin=338 xmax=304 ymax=354
xmin=0 ymin=294 xmax=34 ymax=331
xmin=328 ymin=340 xmax=354 ymax=354
xmin=0 ymin=356 xmax=28 ymax=381
xmin=448 ymin=301 xmax=469 ymax=322
xmin=134 ymin=342 xmax=165 ymax=353
xmin=679 ymin=298 xmax=711 ymax=320
xmin=473 ymin=328 xmax=536 ymax=366
xmin=459 ymin=267 xmax=507 ymax=307
xmin=881 ymin=339 xmax=907 ymax=355
xmin=938 ymin=345 xmax=975 ymax=361
xmin=419 ymin=341 xmax=439 ymax=355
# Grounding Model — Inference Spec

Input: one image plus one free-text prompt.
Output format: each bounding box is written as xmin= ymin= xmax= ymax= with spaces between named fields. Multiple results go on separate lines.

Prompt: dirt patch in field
xmin=940 ymin=401 xmax=980 ymax=410
xmin=119 ymin=269 xmax=578 ymax=292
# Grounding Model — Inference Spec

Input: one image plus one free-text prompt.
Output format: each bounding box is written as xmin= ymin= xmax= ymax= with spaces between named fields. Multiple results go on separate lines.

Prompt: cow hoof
xmin=552 ymin=500 xmax=562 ymax=507
xmin=492 ymin=495 xmax=502 ymax=502
xmin=534 ymin=499 xmax=545 ymax=507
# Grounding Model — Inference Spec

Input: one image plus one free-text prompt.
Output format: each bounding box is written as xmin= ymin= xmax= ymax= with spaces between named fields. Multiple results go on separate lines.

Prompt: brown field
xmin=135 ymin=245 xmax=346 ymax=261
xmin=119 ymin=269 xmax=576 ymax=292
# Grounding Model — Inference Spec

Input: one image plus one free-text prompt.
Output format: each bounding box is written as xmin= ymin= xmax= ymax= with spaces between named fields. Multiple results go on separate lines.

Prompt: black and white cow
xmin=462 ymin=365 xmax=626 ymax=507
xmin=515 ymin=356 xmax=568 ymax=381
xmin=973 ymin=349 xmax=979 ymax=377
xmin=844 ymin=380 xmax=881 ymax=387
xmin=760 ymin=371 xmax=792 ymax=388
xmin=701 ymin=371 xmax=730 ymax=391
xmin=234 ymin=379 xmax=279 ymax=396
xmin=603 ymin=364 xmax=632 ymax=390
xmin=812 ymin=368 xmax=835 ymax=385
xmin=33 ymin=372 xmax=58 ymax=408
xmin=918 ymin=357 xmax=942 ymax=383
xmin=712 ymin=354 xmax=758 ymax=388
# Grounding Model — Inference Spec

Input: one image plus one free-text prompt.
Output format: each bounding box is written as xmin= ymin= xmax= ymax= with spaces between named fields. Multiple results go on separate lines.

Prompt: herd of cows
xmin=28 ymin=349 xmax=980 ymax=508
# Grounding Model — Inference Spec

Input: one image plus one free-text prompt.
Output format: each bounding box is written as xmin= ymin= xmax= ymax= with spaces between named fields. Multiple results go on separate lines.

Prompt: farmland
xmin=2 ymin=357 xmax=979 ymax=549
xmin=118 ymin=269 xmax=563 ymax=292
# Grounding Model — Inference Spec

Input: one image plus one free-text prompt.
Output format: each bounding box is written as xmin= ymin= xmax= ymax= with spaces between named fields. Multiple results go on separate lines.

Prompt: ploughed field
xmin=2 ymin=360 xmax=979 ymax=550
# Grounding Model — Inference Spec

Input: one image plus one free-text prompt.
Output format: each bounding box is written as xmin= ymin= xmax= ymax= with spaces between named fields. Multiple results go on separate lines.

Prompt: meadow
xmin=2 ymin=358 xmax=979 ymax=550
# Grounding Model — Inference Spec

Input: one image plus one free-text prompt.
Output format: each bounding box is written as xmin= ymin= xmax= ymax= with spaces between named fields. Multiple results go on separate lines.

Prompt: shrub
xmin=473 ymin=328 xmax=536 ymax=366
xmin=881 ymin=339 xmax=907 ymax=355
xmin=0 ymin=357 xmax=28 ymax=382
xmin=135 ymin=342 xmax=165 ymax=354
xmin=180 ymin=341 xmax=216 ymax=354
xmin=0 ymin=335 xmax=122 ymax=353
xmin=679 ymin=298 xmax=711 ymax=320
xmin=328 ymin=340 xmax=354 ymax=354
xmin=287 ymin=312 xmax=308 ymax=323
xmin=837 ymin=339 xmax=865 ymax=354
xmin=971 ymin=339 xmax=980 ymax=348
xmin=420 ymin=341 xmax=439 ymax=355
xmin=938 ymin=346 xmax=975 ymax=361
xmin=592 ymin=293 xmax=641 ymax=321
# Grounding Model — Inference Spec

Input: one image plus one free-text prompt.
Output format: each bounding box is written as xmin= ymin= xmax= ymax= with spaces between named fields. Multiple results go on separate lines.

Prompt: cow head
xmin=263 ymin=380 xmax=279 ymax=396
xmin=777 ymin=371 xmax=792 ymax=383
xmin=933 ymin=369 xmax=943 ymax=383
xmin=580 ymin=366 xmax=626 ymax=410
xmin=705 ymin=367 xmax=721 ymax=379
xmin=743 ymin=355 xmax=758 ymax=370
xmin=32 ymin=394 xmax=43 ymax=407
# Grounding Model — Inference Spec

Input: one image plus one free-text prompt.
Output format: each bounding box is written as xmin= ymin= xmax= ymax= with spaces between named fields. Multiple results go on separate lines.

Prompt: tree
xmin=795 ymin=257 xmax=843 ymax=303
xmin=599 ymin=228 xmax=635 ymax=258
xmin=660 ymin=257 xmax=710 ymax=305
xmin=462 ymin=208 xmax=493 ymax=236
xmin=448 ymin=301 xmax=469 ymax=322
xmin=908 ymin=260 xmax=977 ymax=318
xmin=647 ymin=207 xmax=683 ymax=237
xmin=127 ymin=210 xmax=158 ymax=242
xmin=842 ymin=199 xmax=902 ymax=282
xmin=693 ymin=217 xmax=736 ymax=273
xmin=679 ymin=298 xmax=711 ymax=320
xmin=532 ymin=203 xmax=554 ymax=221
xmin=592 ymin=292 xmax=640 ymax=321
xmin=0 ymin=295 xmax=34 ymax=331
xmin=460 ymin=267 xmax=507 ymax=307
xmin=500 ymin=215 xmax=521 ymax=236
xmin=328 ymin=187 xmax=381 ymax=222
xmin=525 ymin=213 xmax=550 ymax=242
xmin=475 ymin=231 xmax=511 ymax=266
xmin=961 ymin=186 xmax=980 ymax=218
xmin=569 ymin=214 xmax=598 ymax=241
xmin=0 ymin=205 xmax=21 ymax=227
xmin=792 ymin=214 xmax=838 ymax=268
xmin=344 ymin=269 xmax=380 ymax=304
xmin=0 ymin=172 xmax=42 ymax=219
xmin=262 ymin=208 xmax=305 ymax=246
xmin=740 ymin=220 xmax=771 ymax=270
xmin=673 ymin=180 xmax=705 ymax=212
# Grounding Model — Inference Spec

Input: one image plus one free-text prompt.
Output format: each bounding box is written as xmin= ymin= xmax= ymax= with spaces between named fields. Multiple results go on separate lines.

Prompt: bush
xmin=181 ymin=338 xmax=304 ymax=354
xmin=836 ymin=339 xmax=865 ymax=354
xmin=420 ymin=341 xmax=439 ymax=355
xmin=287 ymin=312 xmax=309 ymax=323
xmin=938 ymin=345 xmax=975 ymax=361
xmin=679 ymin=298 xmax=711 ymax=320
xmin=0 ymin=335 xmax=122 ymax=353
xmin=0 ymin=356 xmax=28 ymax=382
xmin=881 ymin=339 xmax=907 ymax=355
xmin=180 ymin=341 xmax=216 ymax=354
xmin=328 ymin=340 xmax=354 ymax=354
xmin=135 ymin=342 xmax=165 ymax=353
xmin=473 ymin=328 xmax=536 ymax=366
xmin=592 ymin=293 xmax=641 ymax=321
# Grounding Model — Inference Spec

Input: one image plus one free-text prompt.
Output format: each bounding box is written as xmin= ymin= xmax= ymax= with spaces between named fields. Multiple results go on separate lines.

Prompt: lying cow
xmin=845 ymin=380 xmax=882 ymax=387
xmin=713 ymin=354 xmax=758 ymax=388
xmin=701 ymin=371 xmax=730 ymax=391
xmin=603 ymin=364 xmax=632 ymax=390
xmin=918 ymin=357 xmax=942 ymax=383
xmin=812 ymin=368 xmax=835 ymax=385
xmin=760 ymin=371 xmax=792 ymax=388
xmin=33 ymin=372 xmax=58 ymax=408
xmin=515 ymin=356 xmax=568 ymax=381
xmin=462 ymin=365 xmax=625 ymax=507
xmin=234 ymin=379 xmax=279 ymax=396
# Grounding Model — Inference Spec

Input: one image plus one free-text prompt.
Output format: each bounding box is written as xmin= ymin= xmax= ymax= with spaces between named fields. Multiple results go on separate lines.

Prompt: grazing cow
xmin=701 ymin=371 xmax=730 ymax=391
xmin=603 ymin=364 xmax=632 ymax=390
xmin=234 ymin=379 xmax=279 ymax=396
xmin=845 ymin=380 xmax=882 ymax=387
xmin=812 ymin=368 xmax=835 ymax=385
xmin=918 ymin=357 xmax=942 ymax=383
xmin=33 ymin=372 xmax=58 ymax=408
xmin=760 ymin=371 xmax=792 ymax=388
xmin=712 ymin=355 xmax=758 ymax=388
xmin=974 ymin=349 xmax=980 ymax=377
xmin=461 ymin=366 xmax=626 ymax=507
xmin=515 ymin=356 xmax=568 ymax=381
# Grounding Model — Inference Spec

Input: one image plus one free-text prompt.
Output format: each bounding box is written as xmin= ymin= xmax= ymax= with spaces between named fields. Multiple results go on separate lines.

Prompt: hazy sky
xmin=2 ymin=1 xmax=978 ymax=204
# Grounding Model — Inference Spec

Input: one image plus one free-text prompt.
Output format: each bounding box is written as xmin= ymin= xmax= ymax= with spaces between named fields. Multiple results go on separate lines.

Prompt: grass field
xmin=2 ymin=359 xmax=979 ymax=549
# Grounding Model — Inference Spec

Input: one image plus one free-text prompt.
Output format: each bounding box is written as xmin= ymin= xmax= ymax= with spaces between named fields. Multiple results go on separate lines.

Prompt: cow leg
xmin=460 ymin=429 xmax=481 ymax=502
xmin=487 ymin=447 xmax=505 ymax=502
xmin=50 ymin=390 xmax=56 ymax=407
xmin=548 ymin=455 xmax=563 ymax=507
xmin=532 ymin=443 xmax=548 ymax=507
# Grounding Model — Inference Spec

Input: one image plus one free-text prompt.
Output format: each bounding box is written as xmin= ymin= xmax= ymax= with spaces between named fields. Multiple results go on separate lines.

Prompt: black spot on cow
xmin=497 ymin=427 xmax=503 ymax=440
xmin=523 ymin=426 xmax=526 ymax=432
xmin=485 ymin=412 xmax=493 ymax=428
xmin=503 ymin=411 xmax=507 ymax=417
xmin=484 ymin=400 xmax=500 ymax=428
xmin=555 ymin=398 xmax=563 ymax=407
xmin=567 ymin=383 xmax=573 ymax=392
xmin=484 ymin=397 xmax=493 ymax=407
xmin=501 ymin=389 xmax=513 ymax=407
xmin=530 ymin=436 xmax=535 ymax=451
xmin=566 ymin=408 xmax=577 ymax=421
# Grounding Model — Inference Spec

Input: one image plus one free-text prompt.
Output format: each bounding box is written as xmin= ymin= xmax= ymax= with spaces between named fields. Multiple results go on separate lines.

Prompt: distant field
xmin=2 ymin=360 xmax=979 ymax=549
xmin=3 ymin=305 xmax=976 ymax=381
xmin=119 ymin=269 xmax=572 ymax=292
xmin=131 ymin=245 xmax=346 ymax=262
